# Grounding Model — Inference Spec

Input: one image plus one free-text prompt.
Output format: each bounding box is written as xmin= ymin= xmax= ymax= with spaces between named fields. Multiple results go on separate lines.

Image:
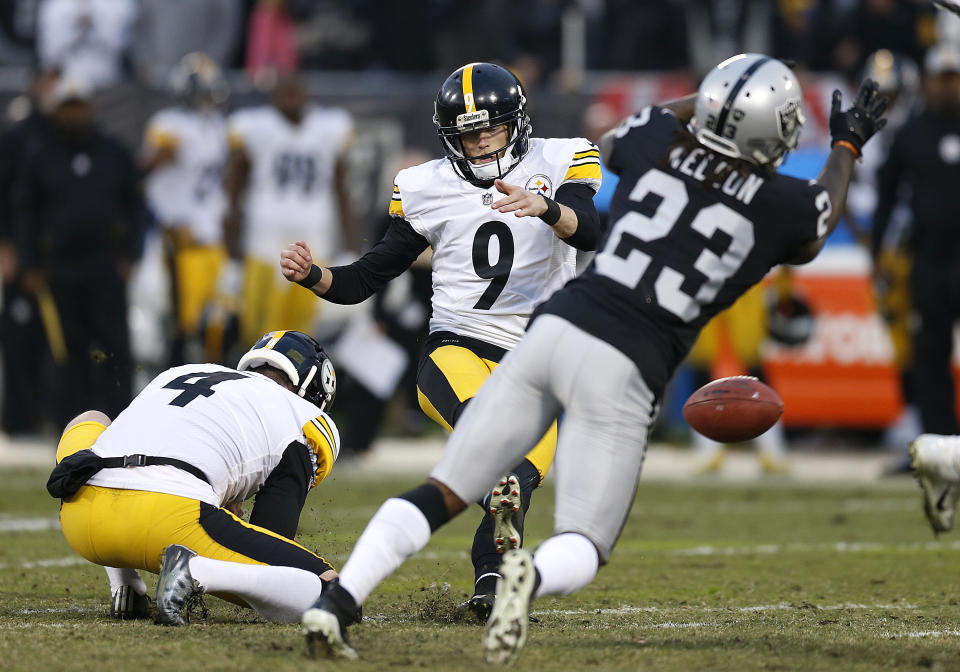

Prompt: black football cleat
xmin=302 ymin=580 xmax=360 ymax=660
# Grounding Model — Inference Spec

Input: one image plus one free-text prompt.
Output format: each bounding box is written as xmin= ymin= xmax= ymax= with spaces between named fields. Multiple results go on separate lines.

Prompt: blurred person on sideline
xmin=281 ymin=62 xmax=602 ymax=621
xmin=225 ymin=72 xmax=357 ymax=347
xmin=297 ymin=55 xmax=887 ymax=663
xmin=844 ymin=50 xmax=923 ymax=463
xmin=0 ymin=68 xmax=59 ymax=435
xmin=141 ymin=53 xmax=233 ymax=365
xmin=36 ymin=0 xmax=136 ymax=90
xmin=0 ymin=0 xmax=41 ymax=66
xmin=15 ymin=77 xmax=143 ymax=427
xmin=131 ymin=0 xmax=242 ymax=89
xmin=47 ymin=330 xmax=346 ymax=626
xmin=874 ymin=42 xmax=960 ymax=441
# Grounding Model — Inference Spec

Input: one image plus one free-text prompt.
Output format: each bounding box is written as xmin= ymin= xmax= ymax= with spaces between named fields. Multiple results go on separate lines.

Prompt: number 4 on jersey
xmin=164 ymin=371 xmax=248 ymax=407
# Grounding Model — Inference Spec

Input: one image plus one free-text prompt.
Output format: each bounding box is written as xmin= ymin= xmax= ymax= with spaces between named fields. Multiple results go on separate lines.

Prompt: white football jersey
xmin=228 ymin=105 xmax=353 ymax=263
xmin=144 ymin=107 xmax=228 ymax=246
xmin=87 ymin=364 xmax=340 ymax=508
xmin=389 ymin=137 xmax=601 ymax=350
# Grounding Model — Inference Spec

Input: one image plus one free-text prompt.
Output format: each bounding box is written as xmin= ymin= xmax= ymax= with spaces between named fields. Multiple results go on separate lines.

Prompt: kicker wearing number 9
xmin=279 ymin=62 xmax=601 ymax=619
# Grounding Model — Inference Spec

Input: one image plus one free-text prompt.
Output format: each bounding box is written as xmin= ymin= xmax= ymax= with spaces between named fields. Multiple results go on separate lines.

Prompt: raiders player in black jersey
xmin=300 ymin=54 xmax=888 ymax=664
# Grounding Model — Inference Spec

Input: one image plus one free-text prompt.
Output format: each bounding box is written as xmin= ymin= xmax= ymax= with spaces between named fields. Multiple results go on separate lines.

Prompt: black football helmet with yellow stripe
xmin=433 ymin=62 xmax=531 ymax=187
xmin=237 ymin=330 xmax=337 ymax=411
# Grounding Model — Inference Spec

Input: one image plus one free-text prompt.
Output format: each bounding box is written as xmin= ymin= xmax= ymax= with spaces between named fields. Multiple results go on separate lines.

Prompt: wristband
xmin=539 ymin=197 xmax=562 ymax=226
xmin=831 ymin=139 xmax=861 ymax=158
xmin=296 ymin=264 xmax=324 ymax=289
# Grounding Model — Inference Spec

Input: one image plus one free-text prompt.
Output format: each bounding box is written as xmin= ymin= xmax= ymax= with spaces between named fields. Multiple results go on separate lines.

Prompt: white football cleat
xmin=910 ymin=434 xmax=960 ymax=535
xmin=489 ymin=474 xmax=523 ymax=554
xmin=482 ymin=549 xmax=535 ymax=665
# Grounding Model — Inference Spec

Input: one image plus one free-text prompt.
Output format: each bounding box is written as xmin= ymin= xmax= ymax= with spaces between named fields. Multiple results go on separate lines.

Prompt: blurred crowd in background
xmin=0 ymin=0 xmax=951 ymax=85
xmin=0 ymin=0 xmax=958 ymax=473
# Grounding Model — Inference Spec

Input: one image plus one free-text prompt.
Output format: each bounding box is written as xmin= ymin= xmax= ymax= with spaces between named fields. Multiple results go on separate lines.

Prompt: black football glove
xmin=829 ymin=78 xmax=889 ymax=155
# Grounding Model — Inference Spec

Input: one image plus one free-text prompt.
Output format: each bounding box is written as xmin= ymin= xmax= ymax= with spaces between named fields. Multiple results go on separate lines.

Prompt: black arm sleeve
xmin=554 ymin=182 xmax=601 ymax=252
xmin=322 ymin=218 xmax=430 ymax=304
xmin=248 ymin=440 xmax=314 ymax=539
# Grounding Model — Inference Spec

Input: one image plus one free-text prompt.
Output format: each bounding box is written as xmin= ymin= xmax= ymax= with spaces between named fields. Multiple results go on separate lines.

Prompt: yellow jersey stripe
xmin=146 ymin=129 xmax=180 ymax=150
xmin=463 ymin=63 xmax=475 ymax=113
xmin=393 ymin=185 xmax=400 ymax=193
xmin=227 ymin=131 xmax=245 ymax=150
xmin=563 ymin=163 xmax=603 ymax=181
xmin=302 ymin=420 xmax=335 ymax=486
xmin=388 ymin=198 xmax=405 ymax=217
xmin=314 ymin=414 xmax=335 ymax=445
xmin=572 ymin=149 xmax=600 ymax=158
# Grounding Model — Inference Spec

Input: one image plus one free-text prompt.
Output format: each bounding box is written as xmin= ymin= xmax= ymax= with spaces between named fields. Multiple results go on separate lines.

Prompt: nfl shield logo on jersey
xmin=482 ymin=193 xmax=493 ymax=206
xmin=525 ymin=174 xmax=552 ymax=198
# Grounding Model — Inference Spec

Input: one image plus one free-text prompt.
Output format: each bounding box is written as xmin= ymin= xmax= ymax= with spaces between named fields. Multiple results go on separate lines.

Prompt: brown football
xmin=682 ymin=376 xmax=784 ymax=443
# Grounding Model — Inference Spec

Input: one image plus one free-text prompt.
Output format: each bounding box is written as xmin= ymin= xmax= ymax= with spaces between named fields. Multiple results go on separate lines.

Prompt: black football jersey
xmin=536 ymin=106 xmax=829 ymax=398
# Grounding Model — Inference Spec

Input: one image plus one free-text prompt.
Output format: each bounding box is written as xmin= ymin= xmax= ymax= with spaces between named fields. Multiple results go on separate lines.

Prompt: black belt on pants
xmin=47 ymin=450 xmax=211 ymax=499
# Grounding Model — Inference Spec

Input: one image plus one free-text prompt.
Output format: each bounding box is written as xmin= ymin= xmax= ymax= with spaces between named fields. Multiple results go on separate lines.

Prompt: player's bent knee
xmin=62 ymin=410 xmax=112 ymax=435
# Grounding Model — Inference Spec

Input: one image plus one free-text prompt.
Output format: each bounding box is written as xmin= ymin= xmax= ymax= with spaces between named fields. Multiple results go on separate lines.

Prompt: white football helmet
xmin=691 ymin=54 xmax=805 ymax=167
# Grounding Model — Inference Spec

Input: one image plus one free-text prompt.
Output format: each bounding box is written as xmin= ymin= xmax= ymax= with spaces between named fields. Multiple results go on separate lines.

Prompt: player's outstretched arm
xmin=789 ymin=79 xmax=888 ymax=264
xmin=281 ymin=220 xmax=430 ymax=304
xmin=659 ymin=93 xmax=697 ymax=123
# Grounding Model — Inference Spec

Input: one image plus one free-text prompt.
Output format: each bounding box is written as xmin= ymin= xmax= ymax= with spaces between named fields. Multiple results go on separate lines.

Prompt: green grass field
xmin=2 ymin=466 xmax=960 ymax=672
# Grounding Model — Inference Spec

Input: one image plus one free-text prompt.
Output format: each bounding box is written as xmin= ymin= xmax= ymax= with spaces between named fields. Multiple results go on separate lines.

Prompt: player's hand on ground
xmin=492 ymin=179 xmax=547 ymax=218
xmin=281 ymin=241 xmax=314 ymax=283
xmin=829 ymin=79 xmax=888 ymax=154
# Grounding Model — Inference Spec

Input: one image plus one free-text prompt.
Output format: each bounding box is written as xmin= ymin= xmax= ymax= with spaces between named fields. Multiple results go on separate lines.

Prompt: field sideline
xmin=3 ymin=459 xmax=960 ymax=671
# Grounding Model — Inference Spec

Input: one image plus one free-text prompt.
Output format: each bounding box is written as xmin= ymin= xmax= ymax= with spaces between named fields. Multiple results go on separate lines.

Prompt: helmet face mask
xmin=237 ymin=331 xmax=337 ymax=412
xmin=691 ymin=54 xmax=805 ymax=168
xmin=433 ymin=62 xmax=531 ymax=187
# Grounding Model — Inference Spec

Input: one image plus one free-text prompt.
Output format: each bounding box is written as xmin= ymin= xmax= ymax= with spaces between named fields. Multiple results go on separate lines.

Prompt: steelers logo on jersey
xmin=525 ymin=174 xmax=553 ymax=198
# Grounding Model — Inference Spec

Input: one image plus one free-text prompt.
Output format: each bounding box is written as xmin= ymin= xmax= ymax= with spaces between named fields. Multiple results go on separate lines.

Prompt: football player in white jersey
xmin=280 ymin=62 xmax=602 ymax=621
xmin=226 ymin=74 xmax=357 ymax=347
xmin=141 ymin=53 xmax=233 ymax=363
xmin=48 ymin=330 xmax=350 ymax=626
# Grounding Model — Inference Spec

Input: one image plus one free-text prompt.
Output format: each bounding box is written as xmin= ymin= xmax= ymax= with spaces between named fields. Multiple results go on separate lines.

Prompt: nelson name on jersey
xmin=668 ymin=144 xmax=766 ymax=205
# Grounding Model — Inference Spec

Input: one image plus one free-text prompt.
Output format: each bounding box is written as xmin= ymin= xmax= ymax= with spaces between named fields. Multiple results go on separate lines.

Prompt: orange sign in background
xmin=763 ymin=246 xmax=960 ymax=428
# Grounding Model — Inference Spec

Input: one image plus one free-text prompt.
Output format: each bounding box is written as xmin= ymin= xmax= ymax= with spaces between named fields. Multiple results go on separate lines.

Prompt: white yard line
xmin=668 ymin=540 xmax=960 ymax=556
xmin=14 ymin=607 xmax=97 ymax=615
xmin=903 ymin=630 xmax=960 ymax=638
xmin=0 ymin=517 xmax=60 ymax=532
xmin=534 ymin=603 xmax=918 ymax=617
xmin=0 ymin=556 xmax=85 ymax=570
